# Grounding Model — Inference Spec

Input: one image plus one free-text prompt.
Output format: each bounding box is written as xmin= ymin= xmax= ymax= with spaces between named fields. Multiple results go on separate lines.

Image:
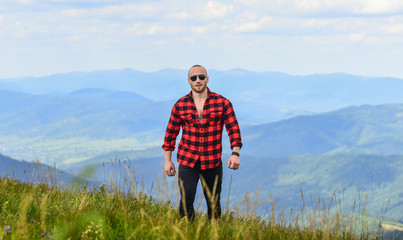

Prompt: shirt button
xmin=201 ymin=138 xmax=204 ymax=142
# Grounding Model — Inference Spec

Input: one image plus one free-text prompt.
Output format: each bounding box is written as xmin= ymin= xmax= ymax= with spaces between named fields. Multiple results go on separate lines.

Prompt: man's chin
xmin=192 ymin=85 xmax=207 ymax=93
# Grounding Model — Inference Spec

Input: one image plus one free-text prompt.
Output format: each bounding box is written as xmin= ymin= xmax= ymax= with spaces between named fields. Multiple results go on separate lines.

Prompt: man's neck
xmin=192 ymin=90 xmax=208 ymax=102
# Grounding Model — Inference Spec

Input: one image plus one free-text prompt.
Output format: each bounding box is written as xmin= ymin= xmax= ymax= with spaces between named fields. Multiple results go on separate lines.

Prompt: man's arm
xmin=162 ymin=105 xmax=182 ymax=151
xmin=223 ymin=100 xmax=243 ymax=150
xmin=162 ymin=104 xmax=181 ymax=176
xmin=223 ymin=99 xmax=242 ymax=170
xmin=164 ymin=151 xmax=176 ymax=176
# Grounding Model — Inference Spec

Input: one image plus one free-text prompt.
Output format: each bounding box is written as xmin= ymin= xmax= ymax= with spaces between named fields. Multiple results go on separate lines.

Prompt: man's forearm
xmin=165 ymin=151 xmax=173 ymax=162
xmin=232 ymin=147 xmax=240 ymax=154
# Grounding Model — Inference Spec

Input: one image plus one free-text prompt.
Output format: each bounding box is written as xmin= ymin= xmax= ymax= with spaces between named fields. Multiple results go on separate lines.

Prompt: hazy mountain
xmin=243 ymin=104 xmax=403 ymax=157
xmin=69 ymin=88 xmax=152 ymax=101
xmin=0 ymin=89 xmax=171 ymax=138
xmin=0 ymin=153 xmax=76 ymax=185
xmin=2 ymin=68 xmax=403 ymax=123
xmin=0 ymin=68 xmax=188 ymax=101
xmin=0 ymin=89 xmax=173 ymax=164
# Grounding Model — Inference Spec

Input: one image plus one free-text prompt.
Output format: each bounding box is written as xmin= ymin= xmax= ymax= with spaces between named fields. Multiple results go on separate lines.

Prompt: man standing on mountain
xmin=162 ymin=64 xmax=243 ymax=220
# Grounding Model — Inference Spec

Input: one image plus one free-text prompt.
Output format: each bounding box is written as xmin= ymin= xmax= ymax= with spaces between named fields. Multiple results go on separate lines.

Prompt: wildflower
xmin=81 ymin=221 xmax=105 ymax=240
xmin=99 ymin=183 xmax=106 ymax=194
xmin=3 ymin=225 xmax=12 ymax=233
xmin=42 ymin=231 xmax=48 ymax=238
xmin=2 ymin=201 xmax=9 ymax=213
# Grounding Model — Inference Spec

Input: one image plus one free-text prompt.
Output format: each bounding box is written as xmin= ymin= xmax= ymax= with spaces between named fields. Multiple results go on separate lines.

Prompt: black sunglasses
xmin=189 ymin=74 xmax=207 ymax=81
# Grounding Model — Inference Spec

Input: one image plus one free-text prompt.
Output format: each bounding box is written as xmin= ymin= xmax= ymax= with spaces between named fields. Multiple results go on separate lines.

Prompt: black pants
xmin=178 ymin=160 xmax=223 ymax=220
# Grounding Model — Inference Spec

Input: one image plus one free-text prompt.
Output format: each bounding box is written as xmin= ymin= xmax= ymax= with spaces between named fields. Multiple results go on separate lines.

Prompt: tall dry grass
xmin=0 ymin=159 xmax=401 ymax=239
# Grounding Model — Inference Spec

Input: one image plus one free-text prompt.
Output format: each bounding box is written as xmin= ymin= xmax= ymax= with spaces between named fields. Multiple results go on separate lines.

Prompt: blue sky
xmin=1 ymin=0 xmax=403 ymax=78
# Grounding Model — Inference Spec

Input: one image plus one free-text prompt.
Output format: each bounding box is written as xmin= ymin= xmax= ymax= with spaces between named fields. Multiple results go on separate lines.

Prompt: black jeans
xmin=178 ymin=160 xmax=223 ymax=220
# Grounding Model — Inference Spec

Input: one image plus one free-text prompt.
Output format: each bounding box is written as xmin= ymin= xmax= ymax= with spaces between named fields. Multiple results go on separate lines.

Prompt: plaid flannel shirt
xmin=162 ymin=88 xmax=243 ymax=170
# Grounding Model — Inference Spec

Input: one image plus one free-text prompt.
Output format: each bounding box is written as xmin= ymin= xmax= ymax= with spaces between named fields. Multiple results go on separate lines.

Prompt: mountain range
xmin=242 ymin=104 xmax=403 ymax=157
xmin=2 ymin=68 xmax=403 ymax=123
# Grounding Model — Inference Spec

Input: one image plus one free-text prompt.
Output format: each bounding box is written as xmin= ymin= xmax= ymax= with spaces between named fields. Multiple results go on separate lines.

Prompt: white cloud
xmin=301 ymin=19 xmax=331 ymax=28
xmin=191 ymin=25 xmax=211 ymax=35
xmin=202 ymin=1 xmax=234 ymax=19
xmin=234 ymin=16 xmax=272 ymax=32
xmin=62 ymin=9 xmax=87 ymax=17
xmin=127 ymin=22 xmax=181 ymax=36
xmin=169 ymin=11 xmax=189 ymax=21
xmin=234 ymin=22 xmax=260 ymax=32
xmin=94 ymin=3 xmax=161 ymax=18
xmin=355 ymin=0 xmax=403 ymax=14
xmin=381 ymin=23 xmax=403 ymax=34
xmin=348 ymin=33 xmax=365 ymax=42
xmin=16 ymin=0 xmax=33 ymax=4
xmin=60 ymin=2 xmax=164 ymax=19
xmin=147 ymin=24 xmax=164 ymax=35
xmin=234 ymin=0 xmax=403 ymax=15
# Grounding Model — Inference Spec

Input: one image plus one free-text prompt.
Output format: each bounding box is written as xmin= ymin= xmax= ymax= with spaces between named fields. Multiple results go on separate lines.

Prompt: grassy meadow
xmin=0 ymin=162 xmax=401 ymax=240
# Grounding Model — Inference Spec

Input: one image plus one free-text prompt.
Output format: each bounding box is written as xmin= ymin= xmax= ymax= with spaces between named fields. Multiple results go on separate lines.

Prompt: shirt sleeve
xmin=162 ymin=103 xmax=182 ymax=151
xmin=223 ymin=99 xmax=243 ymax=150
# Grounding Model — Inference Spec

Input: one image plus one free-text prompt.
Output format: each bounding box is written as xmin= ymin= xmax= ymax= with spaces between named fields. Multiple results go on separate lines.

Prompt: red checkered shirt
xmin=162 ymin=88 xmax=243 ymax=170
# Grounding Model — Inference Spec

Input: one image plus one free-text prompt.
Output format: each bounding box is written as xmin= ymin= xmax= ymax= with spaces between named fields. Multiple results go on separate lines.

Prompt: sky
xmin=1 ymin=0 xmax=403 ymax=79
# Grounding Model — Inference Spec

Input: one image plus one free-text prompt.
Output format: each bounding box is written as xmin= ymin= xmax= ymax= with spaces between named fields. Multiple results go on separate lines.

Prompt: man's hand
xmin=164 ymin=151 xmax=176 ymax=176
xmin=227 ymin=155 xmax=240 ymax=170
xmin=165 ymin=160 xmax=176 ymax=176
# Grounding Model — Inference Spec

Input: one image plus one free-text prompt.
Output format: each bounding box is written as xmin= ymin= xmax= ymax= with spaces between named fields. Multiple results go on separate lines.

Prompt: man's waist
xmin=178 ymin=157 xmax=222 ymax=170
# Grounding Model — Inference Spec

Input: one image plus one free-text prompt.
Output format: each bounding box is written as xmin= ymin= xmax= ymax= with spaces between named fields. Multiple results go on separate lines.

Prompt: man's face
xmin=188 ymin=66 xmax=209 ymax=94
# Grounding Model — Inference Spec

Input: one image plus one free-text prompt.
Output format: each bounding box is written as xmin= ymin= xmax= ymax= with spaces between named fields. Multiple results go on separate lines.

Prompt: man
xmin=162 ymin=64 xmax=243 ymax=220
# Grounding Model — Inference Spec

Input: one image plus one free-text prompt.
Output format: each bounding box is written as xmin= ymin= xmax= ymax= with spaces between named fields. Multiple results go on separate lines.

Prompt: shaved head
xmin=188 ymin=65 xmax=207 ymax=77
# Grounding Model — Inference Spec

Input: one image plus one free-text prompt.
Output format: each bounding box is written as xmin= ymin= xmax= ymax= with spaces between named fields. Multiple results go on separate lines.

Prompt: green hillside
xmin=2 ymin=175 xmax=402 ymax=239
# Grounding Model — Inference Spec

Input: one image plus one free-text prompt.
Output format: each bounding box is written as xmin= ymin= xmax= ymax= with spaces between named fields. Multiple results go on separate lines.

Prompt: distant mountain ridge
xmin=0 ymin=89 xmax=170 ymax=137
xmin=243 ymin=104 xmax=403 ymax=157
xmin=0 ymin=153 xmax=75 ymax=184
xmin=2 ymin=68 xmax=403 ymax=123
xmin=0 ymin=88 xmax=173 ymax=164
xmin=69 ymin=88 xmax=152 ymax=102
